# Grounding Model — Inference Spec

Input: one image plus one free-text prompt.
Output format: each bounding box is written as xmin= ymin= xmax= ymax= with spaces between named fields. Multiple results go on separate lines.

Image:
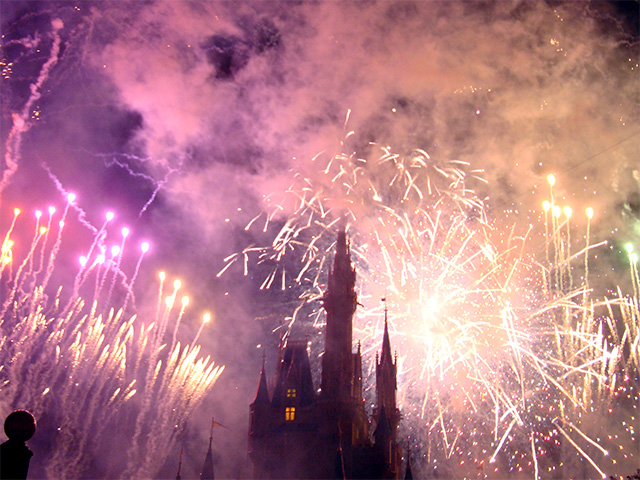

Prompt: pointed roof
xmin=251 ymin=355 xmax=270 ymax=406
xmin=175 ymin=445 xmax=183 ymax=480
xmin=380 ymin=306 xmax=393 ymax=367
xmin=377 ymin=303 xmax=397 ymax=393
xmin=271 ymin=340 xmax=315 ymax=407
xmin=325 ymin=227 xmax=356 ymax=298
xmin=373 ymin=404 xmax=391 ymax=442
xmin=200 ymin=444 xmax=214 ymax=480
xmin=404 ymin=450 xmax=413 ymax=480
xmin=200 ymin=420 xmax=215 ymax=480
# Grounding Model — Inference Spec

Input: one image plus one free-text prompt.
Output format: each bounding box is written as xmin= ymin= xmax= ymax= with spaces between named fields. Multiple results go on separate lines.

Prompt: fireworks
xmin=1 ymin=2 xmax=637 ymax=478
xmin=0 ymin=199 xmax=223 ymax=479
xmin=224 ymin=137 xmax=639 ymax=478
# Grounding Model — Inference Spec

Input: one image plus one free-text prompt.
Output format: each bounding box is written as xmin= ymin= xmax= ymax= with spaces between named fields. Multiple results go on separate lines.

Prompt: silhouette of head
xmin=4 ymin=410 xmax=36 ymax=442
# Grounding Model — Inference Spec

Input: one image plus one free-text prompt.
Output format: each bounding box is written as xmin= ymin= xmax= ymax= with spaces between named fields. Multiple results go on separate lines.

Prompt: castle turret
xmin=254 ymin=354 xmax=270 ymax=405
xmin=374 ymin=305 xmax=402 ymax=478
xmin=248 ymin=355 xmax=270 ymax=470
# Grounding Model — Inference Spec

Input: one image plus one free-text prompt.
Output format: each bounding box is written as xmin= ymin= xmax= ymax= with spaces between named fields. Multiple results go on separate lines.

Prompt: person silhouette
xmin=1 ymin=410 xmax=36 ymax=480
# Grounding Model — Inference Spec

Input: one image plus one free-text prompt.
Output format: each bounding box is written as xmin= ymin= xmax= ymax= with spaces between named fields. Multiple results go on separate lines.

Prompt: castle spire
xmin=376 ymin=299 xmax=397 ymax=413
xmin=381 ymin=299 xmax=393 ymax=367
xmin=200 ymin=418 xmax=215 ymax=480
xmin=252 ymin=351 xmax=270 ymax=405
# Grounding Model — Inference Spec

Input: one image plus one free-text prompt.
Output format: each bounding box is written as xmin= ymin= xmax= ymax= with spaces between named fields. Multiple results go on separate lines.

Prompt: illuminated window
xmin=286 ymin=388 xmax=297 ymax=398
xmin=285 ymin=407 xmax=295 ymax=421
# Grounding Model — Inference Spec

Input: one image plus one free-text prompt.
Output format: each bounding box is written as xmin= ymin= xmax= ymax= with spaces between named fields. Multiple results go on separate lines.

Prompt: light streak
xmin=553 ymin=421 xmax=607 ymax=479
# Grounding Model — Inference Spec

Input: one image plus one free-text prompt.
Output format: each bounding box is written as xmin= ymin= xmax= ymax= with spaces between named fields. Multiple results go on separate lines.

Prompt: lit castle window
xmin=285 ymin=407 xmax=295 ymax=421
xmin=286 ymin=388 xmax=296 ymax=398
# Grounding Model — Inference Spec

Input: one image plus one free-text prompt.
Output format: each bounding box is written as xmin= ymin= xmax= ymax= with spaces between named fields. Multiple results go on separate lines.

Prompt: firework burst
xmin=0 ymin=198 xmax=224 ymax=479
xmin=223 ymin=135 xmax=638 ymax=478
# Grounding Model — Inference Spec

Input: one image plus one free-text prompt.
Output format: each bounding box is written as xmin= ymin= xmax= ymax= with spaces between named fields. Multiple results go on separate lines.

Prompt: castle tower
xmin=248 ymin=229 xmax=404 ymax=479
xmin=316 ymin=228 xmax=371 ymax=478
xmin=320 ymin=229 xmax=358 ymax=401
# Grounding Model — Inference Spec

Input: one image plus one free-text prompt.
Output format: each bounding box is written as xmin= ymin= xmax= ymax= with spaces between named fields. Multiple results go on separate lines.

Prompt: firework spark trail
xmin=41 ymin=194 xmax=75 ymax=292
xmin=31 ymin=208 xmax=55 ymax=281
xmin=122 ymin=241 xmax=149 ymax=312
xmin=45 ymin=306 xmax=133 ymax=476
xmin=1 ymin=19 xmax=64 ymax=193
xmin=192 ymin=313 xmax=212 ymax=348
xmin=103 ymin=227 xmax=129 ymax=307
xmin=64 ymin=212 xmax=114 ymax=313
xmin=224 ymin=139 xmax=639 ymax=477
xmin=0 ymin=201 xmax=223 ymax=479
xmin=1 ymin=208 xmax=21 ymax=274
xmin=0 ymin=215 xmax=49 ymax=319
xmin=171 ymin=296 xmax=190 ymax=353
xmin=43 ymin=166 xmax=100 ymax=235
xmin=127 ymin=275 xmax=189 ymax=474
xmin=25 ymin=210 xmax=43 ymax=279
xmin=81 ymin=150 xmax=177 ymax=217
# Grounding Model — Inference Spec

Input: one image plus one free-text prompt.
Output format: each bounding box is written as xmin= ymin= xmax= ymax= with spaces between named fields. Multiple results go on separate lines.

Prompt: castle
xmin=248 ymin=230 xmax=405 ymax=479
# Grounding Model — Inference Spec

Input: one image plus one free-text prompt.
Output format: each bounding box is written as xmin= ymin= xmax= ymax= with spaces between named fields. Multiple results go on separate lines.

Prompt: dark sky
xmin=1 ymin=1 xmax=639 ymax=478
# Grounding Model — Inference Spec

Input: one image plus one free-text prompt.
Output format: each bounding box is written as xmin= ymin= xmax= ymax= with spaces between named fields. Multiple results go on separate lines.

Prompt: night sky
xmin=1 ymin=1 xmax=639 ymax=479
